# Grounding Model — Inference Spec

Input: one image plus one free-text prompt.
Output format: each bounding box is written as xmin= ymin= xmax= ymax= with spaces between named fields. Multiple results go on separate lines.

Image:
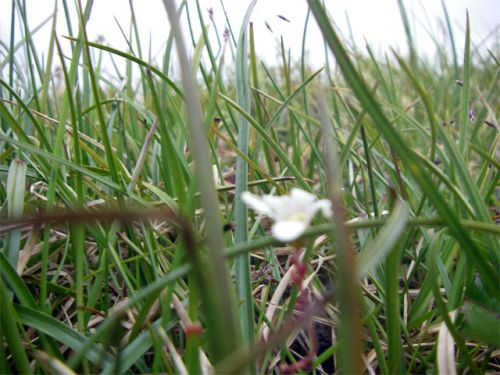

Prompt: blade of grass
xmin=76 ymin=0 xmax=122 ymax=193
xmin=219 ymin=93 xmax=308 ymax=189
xmin=54 ymin=34 xmax=87 ymax=336
xmin=0 ymin=252 xmax=37 ymax=308
xmin=4 ymin=159 xmax=26 ymax=268
xmin=384 ymin=217 xmax=405 ymax=373
xmin=0 ymin=277 xmax=32 ymax=374
xmin=0 ymin=80 xmax=51 ymax=150
xmin=15 ymin=305 xmax=114 ymax=368
xmin=396 ymin=0 xmax=417 ymax=67
xmin=0 ymin=135 xmax=123 ymax=192
xmin=318 ymin=90 xmax=363 ymax=374
xmin=357 ymin=201 xmax=409 ymax=278
xmin=62 ymin=36 xmax=184 ymax=99
xmin=440 ymin=0 xmax=459 ymax=77
xmin=162 ymin=0 xmax=240 ymax=363
xmin=427 ymin=245 xmax=480 ymax=373
xmin=233 ymin=1 xmax=257 ymax=366
xmin=459 ymin=12 xmax=471 ymax=152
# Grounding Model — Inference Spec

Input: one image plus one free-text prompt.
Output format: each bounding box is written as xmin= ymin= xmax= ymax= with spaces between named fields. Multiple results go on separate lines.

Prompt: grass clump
xmin=1 ymin=0 xmax=498 ymax=373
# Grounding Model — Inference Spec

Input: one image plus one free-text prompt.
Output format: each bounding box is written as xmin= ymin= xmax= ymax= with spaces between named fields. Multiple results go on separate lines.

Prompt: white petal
xmin=299 ymin=199 xmax=332 ymax=224
xmin=288 ymin=188 xmax=318 ymax=212
xmin=271 ymin=220 xmax=308 ymax=243
xmin=241 ymin=192 xmax=273 ymax=217
xmin=315 ymin=199 xmax=333 ymax=218
xmin=290 ymin=188 xmax=317 ymax=206
xmin=262 ymin=195 xmax=295 ymax=220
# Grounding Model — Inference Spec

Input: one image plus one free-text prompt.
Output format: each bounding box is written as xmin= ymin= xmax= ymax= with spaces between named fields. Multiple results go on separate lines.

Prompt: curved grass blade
xmin=62 ymin=37 xmax=184 ymax=99
xmin=0 ymin=252 xmax=37 ymax=309
xmin=357 ymin=201 xmax=410 ymax=279
xmin=0 ymin=135 xmax=123 ymax=192
xmin=0 ymin=278 xmax=32 ymax=374
xmin=4 ymin=159 xmax=26 ymax=268
xmin=15 ymin=305 xmax=113 ymax=368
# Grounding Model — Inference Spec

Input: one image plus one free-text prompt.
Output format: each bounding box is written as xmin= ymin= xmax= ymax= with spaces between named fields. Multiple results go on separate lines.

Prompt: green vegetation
xmin=1 ymin=0 xmax=498 ymax=373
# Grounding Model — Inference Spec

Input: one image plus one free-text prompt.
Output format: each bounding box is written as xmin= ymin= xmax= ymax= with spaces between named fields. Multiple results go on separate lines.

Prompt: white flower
xmin=241 ymin=188 xmax=332 ymax=243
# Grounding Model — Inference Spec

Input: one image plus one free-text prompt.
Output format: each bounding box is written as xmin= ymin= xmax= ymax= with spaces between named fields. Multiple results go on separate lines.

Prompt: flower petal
xmin=241 ymin=192 xmax=274 ymax=217
xmin=262 ymin=195 xmax=286 ymax=213
xmin=271 ymin=220 xmax=308 ymax=243
xmin=299 ymin=198 xmax=332 ymax=224
xmin=290 ymin=188 xmax=317 ymax=206
xmin=315 ymin=199 xmax=333 ymax=218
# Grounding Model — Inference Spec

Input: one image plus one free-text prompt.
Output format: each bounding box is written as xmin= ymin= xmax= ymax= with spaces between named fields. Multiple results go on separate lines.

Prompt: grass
xmin=1 ymin=0 xmax=499 ymax=373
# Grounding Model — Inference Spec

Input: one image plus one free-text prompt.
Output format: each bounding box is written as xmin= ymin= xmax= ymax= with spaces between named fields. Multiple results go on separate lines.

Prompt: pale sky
xmin=1 ymin=0 xmax=498 ymax=71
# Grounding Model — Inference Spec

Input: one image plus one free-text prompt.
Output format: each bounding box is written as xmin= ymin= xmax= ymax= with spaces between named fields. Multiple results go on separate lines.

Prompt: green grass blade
xmin=234 ymin=0 xmax=258 ymax=362
xmin=76 ymin=0 xmax=122 ymax=194
xmin=459 ymin=12 xmax=471 ymax=152
xmin=162 ymin=0 xmax=240 ymax=363
xmin=0 ymin=135 xmax=123 ymax=192
xmin=319 ymin=92 xmax=363 ymax=374
xmin=0 ymin=278 xmax=32 ymax=374
xmin=62 ymin=40 xmax=182 ymax=101
xmin=0 ymin=252 xmax=37 ymax=308
xmin=357 ymin=201 xmax=409 ymax=278
xmin=460 ymin=300 xmax=500 ymax=347
xmin=15 ymin=305 xmax=114 ymax=368
xmin=219 ymin=93 xmax=309 ymax=189
xmin=440 ymin=0 xmax=459 ymax=76
xmin=4 ymin=159 xmax=26 ymax=267
xmin=396 ymin=0 xmax=417 ymax=66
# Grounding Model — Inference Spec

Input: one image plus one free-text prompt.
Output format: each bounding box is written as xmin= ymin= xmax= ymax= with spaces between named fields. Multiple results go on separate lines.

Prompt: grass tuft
xmin=0 ymin=0 xmax=498 ymax=373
